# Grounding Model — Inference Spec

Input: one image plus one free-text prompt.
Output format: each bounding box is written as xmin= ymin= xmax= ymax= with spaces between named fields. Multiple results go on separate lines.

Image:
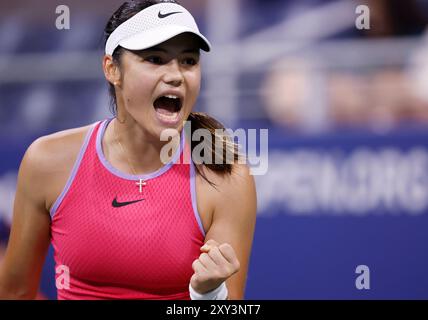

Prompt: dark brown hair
xmin=104 ymin=0 xmax=241 ymax=184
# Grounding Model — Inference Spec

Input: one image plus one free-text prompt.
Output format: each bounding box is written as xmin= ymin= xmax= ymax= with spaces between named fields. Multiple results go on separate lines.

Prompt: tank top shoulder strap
xmin=49 ymin=120 xmax=103 ymax=219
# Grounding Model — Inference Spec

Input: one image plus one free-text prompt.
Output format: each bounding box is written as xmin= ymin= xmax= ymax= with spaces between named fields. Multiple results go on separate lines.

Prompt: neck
xmin=103 ymin=118 xmax=180 ymax=175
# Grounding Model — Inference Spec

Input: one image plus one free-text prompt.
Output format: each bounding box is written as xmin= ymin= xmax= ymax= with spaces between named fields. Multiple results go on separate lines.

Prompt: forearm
xmin=0 ymin=285 xmax=36 ymax=300
xmin=0 ymin=269 xmax=37 ymax=300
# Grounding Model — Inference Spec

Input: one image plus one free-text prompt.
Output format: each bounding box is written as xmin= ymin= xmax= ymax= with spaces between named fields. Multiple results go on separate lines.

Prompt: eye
xmin=182 ymin=57 xmax=198 ymax=66
xmin=145 ymin=56 xmax=163 ymax=64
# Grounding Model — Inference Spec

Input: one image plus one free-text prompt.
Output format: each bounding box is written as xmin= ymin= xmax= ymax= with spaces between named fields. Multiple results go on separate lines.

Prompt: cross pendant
xmin=136 ymin=179 xmax=146 ymax=193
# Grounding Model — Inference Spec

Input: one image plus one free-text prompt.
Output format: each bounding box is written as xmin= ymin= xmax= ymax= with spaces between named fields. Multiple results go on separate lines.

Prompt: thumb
xmin=201 ymin=239 xmax=220 ymax=252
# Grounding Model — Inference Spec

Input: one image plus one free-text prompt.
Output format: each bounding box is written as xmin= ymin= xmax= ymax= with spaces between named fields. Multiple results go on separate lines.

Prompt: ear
xmin=102 ymin=55 xmax=121 ymax=86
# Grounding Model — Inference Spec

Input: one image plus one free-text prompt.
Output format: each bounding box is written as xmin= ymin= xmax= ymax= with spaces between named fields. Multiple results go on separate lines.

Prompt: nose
xmin=162 ymin=59 xmax=183 ymax=87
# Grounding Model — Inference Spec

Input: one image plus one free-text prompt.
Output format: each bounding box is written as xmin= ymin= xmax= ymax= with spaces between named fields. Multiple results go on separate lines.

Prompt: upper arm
xmin=0 ymin=138 xmax=53 ymax=299
xmin=203 ymin=164 xmax=257 ymax=299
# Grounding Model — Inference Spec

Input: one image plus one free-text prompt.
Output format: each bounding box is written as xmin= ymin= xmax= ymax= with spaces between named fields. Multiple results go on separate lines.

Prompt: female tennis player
xmin=0 ymin=0 xmax=256 ymax=300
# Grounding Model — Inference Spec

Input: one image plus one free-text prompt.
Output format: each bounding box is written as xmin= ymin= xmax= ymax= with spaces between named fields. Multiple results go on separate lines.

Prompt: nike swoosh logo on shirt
xmin=158 ymin=11 xmax=182 ymax=19
xmin=112 ymin=197 xmax=144 ymax=208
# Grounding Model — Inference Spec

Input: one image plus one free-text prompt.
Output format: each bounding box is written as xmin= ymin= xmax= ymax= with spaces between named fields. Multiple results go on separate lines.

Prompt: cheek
xmin=183 ymin=74 xmax=200 ymax=113
xmin=187 ymin=71 xmax=201 ymax=96
xmin=123 ymin=72 xmax=154 ymax=104
xmin=125 ymin=70 xmax=148 ymax=92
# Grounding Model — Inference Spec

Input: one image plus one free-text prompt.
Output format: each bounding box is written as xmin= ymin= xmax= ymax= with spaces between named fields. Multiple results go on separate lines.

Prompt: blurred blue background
xmin=1 ymin=0 xmax=428 ymax=299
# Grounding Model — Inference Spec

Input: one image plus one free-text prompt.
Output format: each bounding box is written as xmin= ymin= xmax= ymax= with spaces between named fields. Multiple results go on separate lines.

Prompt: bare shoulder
xmin=216 ymin=164 xmax=256 ymax=212
xmin=199 ymin=164 xmax=255 ymax=196
xmin=21 ymin=124 xmax=94 ymax=210
xmin=196 ymin=163 xmax=257 ymax=218
xmin=26 ymin=125 xmax=93 ymax=166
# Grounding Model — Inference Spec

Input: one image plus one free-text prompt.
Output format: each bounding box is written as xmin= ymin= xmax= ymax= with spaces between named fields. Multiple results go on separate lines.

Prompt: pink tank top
xmin=50 ymin=119 xmax=205 ymax=300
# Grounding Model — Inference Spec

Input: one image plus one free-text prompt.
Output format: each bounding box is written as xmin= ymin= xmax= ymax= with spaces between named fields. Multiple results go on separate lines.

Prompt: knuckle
xmin=199 ymin=253 xmax=210 ymax=264
xmin=208 ymin=247 xmax=220 ymax=258
xmin=192 ymin=259 xmax=201 ymax=271
xmin=219 ymin=243 xmax=232 ymax=250
xmin=208 ymin=252 xmax=218 ymax=261
xmin=233 ymin=259 xmax=241 ymax=271
xmin=219 ymin=266 xmax=232 ymax=277
xmin=214 ymin=246 xmax=223 ymax=254
xmin=219 ymin=243 xmax=234 ymax=256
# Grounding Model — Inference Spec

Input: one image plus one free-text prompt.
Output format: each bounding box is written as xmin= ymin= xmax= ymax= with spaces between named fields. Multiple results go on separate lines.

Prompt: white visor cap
xmin=105 ymin=3 xmax=211 ymax=55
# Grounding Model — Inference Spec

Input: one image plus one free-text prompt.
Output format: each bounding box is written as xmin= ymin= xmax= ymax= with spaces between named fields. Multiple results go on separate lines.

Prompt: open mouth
xmin=153 ymin=95 xmax=183 ymax=124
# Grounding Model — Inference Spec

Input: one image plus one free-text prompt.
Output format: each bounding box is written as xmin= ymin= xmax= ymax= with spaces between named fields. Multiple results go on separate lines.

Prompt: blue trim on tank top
xmin=190 ymin=159 xmax=206 ymax=237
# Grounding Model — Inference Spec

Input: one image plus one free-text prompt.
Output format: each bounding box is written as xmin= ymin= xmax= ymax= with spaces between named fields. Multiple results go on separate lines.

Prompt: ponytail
xmin=187 ymin=112 xmax=243 ymax=186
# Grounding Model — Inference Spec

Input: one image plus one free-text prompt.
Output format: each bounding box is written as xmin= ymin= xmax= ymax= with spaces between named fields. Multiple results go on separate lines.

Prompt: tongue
xmin=154 ymin=97 xmax=177 ymax=115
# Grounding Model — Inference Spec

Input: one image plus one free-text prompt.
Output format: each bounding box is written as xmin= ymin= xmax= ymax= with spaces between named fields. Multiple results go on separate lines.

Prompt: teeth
xmin=163 ymin=95 xmax=179 ymax=99
xmin=156 ymin=109 xmax=180 ymax=123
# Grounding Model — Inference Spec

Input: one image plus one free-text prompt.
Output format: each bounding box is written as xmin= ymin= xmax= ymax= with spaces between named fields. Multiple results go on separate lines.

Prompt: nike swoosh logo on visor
xmin=112 ymin=197 xmax=144 ymax=208
xmin=158 ymin=11 xmax=182 ymax=19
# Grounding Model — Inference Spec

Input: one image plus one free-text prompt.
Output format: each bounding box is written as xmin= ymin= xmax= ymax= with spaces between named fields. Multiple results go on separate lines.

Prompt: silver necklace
xmin=113 ymin=119 xmax=146 ymax=193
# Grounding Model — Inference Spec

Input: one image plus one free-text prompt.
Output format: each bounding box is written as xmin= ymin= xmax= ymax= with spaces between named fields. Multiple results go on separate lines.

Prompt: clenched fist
xmin=190 ymin=239 xmax=240 ymax=294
